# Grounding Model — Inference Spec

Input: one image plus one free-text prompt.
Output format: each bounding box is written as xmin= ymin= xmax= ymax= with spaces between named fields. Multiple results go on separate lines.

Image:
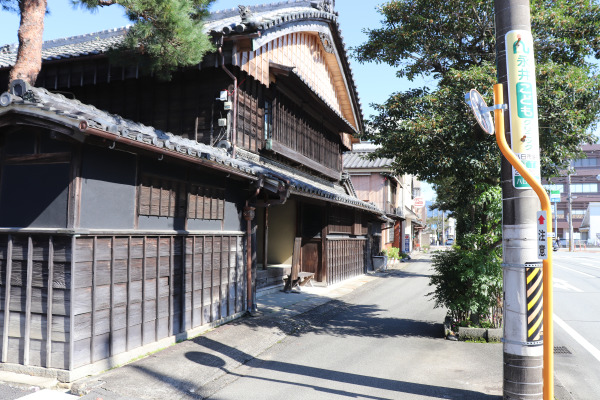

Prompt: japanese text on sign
xmin=537 ymin=211 xmax=548 ymax=260
xmin=506 ymin=30 xmax=541 ymax=189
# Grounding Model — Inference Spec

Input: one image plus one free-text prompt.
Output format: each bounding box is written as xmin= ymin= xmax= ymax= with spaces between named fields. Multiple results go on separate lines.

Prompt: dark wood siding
xmin=271 ymin=94 xmax=342 ymax=174
xmin=326 ymin=238 xmax=366 ymax=286
xmin=31 ymin=61 xmax=232 ymax=144
xmin=236 ymin=75 xmax=263 ymax=152
xmin=71 ymin=233 xmax=243 ymax=369
xmin=0 ymin=234 xmax=72 ymax=369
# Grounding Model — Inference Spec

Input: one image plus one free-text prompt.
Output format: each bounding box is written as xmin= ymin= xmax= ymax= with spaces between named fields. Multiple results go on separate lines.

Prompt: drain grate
xmin=554 ymin=346 xmax=572 ymax=354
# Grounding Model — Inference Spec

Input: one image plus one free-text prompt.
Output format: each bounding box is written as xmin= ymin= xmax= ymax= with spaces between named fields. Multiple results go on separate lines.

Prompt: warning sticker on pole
xmin=505 ymin=30 xmax=541 ymax=189
xmin=537 ymin=211 xmax=548 ymax=260
xmin=525 ymin=263 xmax=543 ymax=343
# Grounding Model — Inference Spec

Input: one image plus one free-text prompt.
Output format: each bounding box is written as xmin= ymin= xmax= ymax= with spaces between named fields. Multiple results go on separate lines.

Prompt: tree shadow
xmin=215 ymin=299 xmax=443 ymax=339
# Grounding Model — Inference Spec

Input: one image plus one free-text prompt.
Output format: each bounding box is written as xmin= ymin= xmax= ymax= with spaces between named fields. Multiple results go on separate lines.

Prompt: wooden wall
xmin=0 ymin=232 xmax=244 ymax=371
xmin=234 ymin=31 xmax=357 ymax=130
xmin=326 ymin=238 xmax=366 ymax=286
xmin=71 ymin=234 xmax=243 ymax=369
xmin=272 ymin=95 xmax=342 ymax=173
xmin=350 ymin=173 xmax=385 ymax=211
xmin=0 ymin=234 xmax=72 ymax=369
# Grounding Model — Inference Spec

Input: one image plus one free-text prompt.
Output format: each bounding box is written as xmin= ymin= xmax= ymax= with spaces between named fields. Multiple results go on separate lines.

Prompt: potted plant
xmin=372 ymin=251 xmax=388 ymax=270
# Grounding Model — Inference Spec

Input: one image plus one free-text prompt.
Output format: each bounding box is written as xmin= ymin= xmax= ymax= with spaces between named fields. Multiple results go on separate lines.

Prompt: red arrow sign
xmin=538 ymin=215 xmax=545 ymax=225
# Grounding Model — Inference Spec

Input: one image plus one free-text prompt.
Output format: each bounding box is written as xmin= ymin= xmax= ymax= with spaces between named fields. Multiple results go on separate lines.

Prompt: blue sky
xmin=0 ymin=1 xmax=441 ymax=200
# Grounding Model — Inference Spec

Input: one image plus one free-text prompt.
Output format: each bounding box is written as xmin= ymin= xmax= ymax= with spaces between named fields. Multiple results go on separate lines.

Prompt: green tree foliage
xmin=354 ymin=0 xmax=600 ymax=324
xmin=355 ymin=0 xmax=599 ymax=185
xmin=76 ymin=0 xmax=216 ymax=79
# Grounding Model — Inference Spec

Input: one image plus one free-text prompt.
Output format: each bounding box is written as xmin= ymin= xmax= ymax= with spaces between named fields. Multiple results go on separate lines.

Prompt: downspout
xmin=218 ymin=42 xmax=237 ymax=158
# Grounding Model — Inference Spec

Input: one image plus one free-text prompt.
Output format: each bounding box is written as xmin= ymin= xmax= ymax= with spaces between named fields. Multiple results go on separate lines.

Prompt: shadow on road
xmin=184 ymin=344 xmax=501 ymax=400
xmin=225 ymin=299 xmax=443 ymax=339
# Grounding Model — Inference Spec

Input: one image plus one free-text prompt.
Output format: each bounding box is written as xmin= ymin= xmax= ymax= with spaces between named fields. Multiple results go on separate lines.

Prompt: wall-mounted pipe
xmin=218 ymin=44 xmax=238 ymax=158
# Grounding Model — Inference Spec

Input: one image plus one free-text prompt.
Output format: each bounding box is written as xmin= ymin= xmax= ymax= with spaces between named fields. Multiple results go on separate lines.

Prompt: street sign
xmin=550 ymin=189 xmax=560 ymax=203
xmin=505 ymin=30 xmax=541 ymax=190
xmin=414 ymin=197 xmax=425 ymax=208
xmin=537 ymin=211 xmax=548 ymax=260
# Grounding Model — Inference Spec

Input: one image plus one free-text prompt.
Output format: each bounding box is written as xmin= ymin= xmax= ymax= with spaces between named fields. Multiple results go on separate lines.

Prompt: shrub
xmin=383 ymin=247 xmax=400 ymax=260
xmin=428 ymin=241 xmax=502 ymax=328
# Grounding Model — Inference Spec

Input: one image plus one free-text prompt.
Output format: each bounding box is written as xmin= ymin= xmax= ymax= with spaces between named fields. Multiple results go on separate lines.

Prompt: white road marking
xmin=553 ymin=278 xmax=584 ymax=292
xmin=555 ymin=265 xmax=596 ymax=279
xmin=555 ymin=314 xmax=600 ymax=364
xmin=579 ymin=262 xmax=600 ymax=270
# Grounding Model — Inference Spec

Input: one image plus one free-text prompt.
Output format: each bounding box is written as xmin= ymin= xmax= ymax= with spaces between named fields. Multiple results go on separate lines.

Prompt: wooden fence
xmin=0 ymin=232 xmax=244 ymax=372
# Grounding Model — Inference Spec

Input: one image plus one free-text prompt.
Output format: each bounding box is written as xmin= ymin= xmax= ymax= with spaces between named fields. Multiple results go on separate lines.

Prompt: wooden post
xmin=243 ymin=206 xmax=256 ymax=312
xmin=91 ymin=237 xmax=97 ymax=362
xmin=191 ymin=236 xmax=196 ymax=328
xmin=126 ymin=236 xmax=131 ymax=351
xmin=24 ymin=236 xmax=33 ymax=366
xmin=2 ymin=235 xmax=13 ymax=363
xmin=46 ymin=236 xmax=54 ymax=368
xmin=263 ymin=206 xmax=269 ymax=270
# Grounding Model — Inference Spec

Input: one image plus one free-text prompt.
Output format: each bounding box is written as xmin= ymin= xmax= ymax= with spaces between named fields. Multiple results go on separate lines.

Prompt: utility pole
xmin=567 ymin=172 xmax=574 ymax=252
xmin=495 ymin=0 xmax=545 ymax=398
xmin=441 ymin=211 xmax=445 ymax=245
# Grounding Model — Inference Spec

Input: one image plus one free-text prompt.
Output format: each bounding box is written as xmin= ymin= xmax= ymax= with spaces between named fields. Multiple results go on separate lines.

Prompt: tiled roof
xmin=0 ymin=84 xmax=382 ymax=215
xmin=0 ymin=27 xmax=129 ymax=68
xmin=0 ymin=2 xmax=338 ymax=68
xmin=343 ymin=150 xmax=394 ymax=170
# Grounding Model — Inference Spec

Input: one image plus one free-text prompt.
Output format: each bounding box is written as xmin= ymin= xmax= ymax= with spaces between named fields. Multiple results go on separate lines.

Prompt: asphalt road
xmin=202 ymin=257 xmax=503 ymax=400
xmin=553 ymin=250 xmax=600 ymax=400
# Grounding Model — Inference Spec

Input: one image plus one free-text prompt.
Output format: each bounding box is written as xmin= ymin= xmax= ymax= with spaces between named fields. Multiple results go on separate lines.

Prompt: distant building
xmin=424 ymin=201 xmax=455 ymax=245
xmin=542 ymin=144 xmax=600 ymax=244
xmin=343 ymin=143 xmax=424 ymax=253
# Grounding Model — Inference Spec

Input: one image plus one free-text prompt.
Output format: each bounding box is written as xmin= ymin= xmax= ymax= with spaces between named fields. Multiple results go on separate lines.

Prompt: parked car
xmin=445 ymin=238 xmax=454 ymax=246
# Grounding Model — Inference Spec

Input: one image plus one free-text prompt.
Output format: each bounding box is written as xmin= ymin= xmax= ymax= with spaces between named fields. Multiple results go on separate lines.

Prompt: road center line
xmin=554 ymin=314 xmax=600 ymax=364
xmin=556 ymin=265 xmax=596 ymax=278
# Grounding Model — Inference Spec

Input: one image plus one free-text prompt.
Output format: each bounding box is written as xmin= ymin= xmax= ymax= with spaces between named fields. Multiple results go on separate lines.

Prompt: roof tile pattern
xmin=343 ymin=150 xmax=394 ymax=170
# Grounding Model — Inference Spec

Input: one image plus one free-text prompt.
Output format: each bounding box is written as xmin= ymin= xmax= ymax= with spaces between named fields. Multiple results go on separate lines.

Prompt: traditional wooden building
xmin=343 ymin=143 xmax=424 ymax=253
xmin=0 ymin=1 xmax=384 ymax=380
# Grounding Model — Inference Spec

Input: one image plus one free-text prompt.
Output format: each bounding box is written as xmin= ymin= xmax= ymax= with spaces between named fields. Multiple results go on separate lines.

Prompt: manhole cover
xmin=554 ymin=346 xmax=572 ymax=354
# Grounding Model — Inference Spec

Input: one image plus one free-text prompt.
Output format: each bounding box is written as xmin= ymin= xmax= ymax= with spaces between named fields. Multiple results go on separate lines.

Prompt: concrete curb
xmin=443 ymin=317 xmax=503 ymax=343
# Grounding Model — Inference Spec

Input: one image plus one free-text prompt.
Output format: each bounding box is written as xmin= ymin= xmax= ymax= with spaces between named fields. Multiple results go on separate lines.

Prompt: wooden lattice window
xmin=139 ymin=175 xmax=225 ymax=220
xmin=187 ymin=185 xmax=225 ymax=220
xmin=139 ymin=175 xmax=187 ymax=218
xmin=328 ymin=207 xmax=353 ymax=234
